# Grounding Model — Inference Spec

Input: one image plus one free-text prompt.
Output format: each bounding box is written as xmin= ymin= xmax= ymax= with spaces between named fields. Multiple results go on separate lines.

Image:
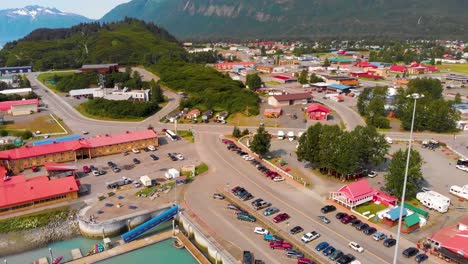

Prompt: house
xmin=382 ymin=206 xmax=408 ymax=227
xmin=402 ymin=213 xmax=421 ymax=233
xmin=256 ymin=65 xmax=285 ymax=73
xmin=306 ymin=104 xmax=330 ymax=120
xmin=355 ymin=61 xmax=377 ymax=68
xmin=0 ymin=66 xmax=32 ymax=74
xmin=327 ymin=84 xmax=352 ymax=94
xmin=79 ymin=64 xmax=119 ymax=74
xmin=365 ymin=68 xmax=389 ymax=77
xmin=389 ymin=65 xmax=407 ymax=74
xmin=272 ymin=75 xmax=297 ymax=84
xmin=214 ymin=62 xmax=255 ymax=71
xmin=426 ymin=217 xmax=468 ymax=263
xmin=0 ymin=167 xmax=79 ymax=216
xmin=329 ymin=179 xmax=397 ymax=209
xmin=0 ymin=99 xmax=39 ymax=116
xmin=268 ymin=93 xmax=313 ymax=107
xmin=202 ymin=110 xmax=213 ymax=121
xmin=350 ymin=72 xmax=384 ymax=80
xmin=185 ymin=109 xmax=200 ymax=119
xmin=263 ymin=108 xmax=282 ymax=118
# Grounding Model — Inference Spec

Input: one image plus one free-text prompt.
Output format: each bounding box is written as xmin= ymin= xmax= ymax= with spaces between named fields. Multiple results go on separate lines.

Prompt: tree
xmin=132 ymin=71 xmax=143 ymax=89
xmin=149 ymin=80 xmax=164 ymax=102
xmin=241 ymin=128 xmax=250 ymax=136
xmin=246 ymin=73 xmax=262 ymax=91
xmin=232 ymin=126 xmax=241 ymax=138
xmin=454 ymin=93 xmax=462 ymax=104
xmin=430 ymin=57 xmax=435 ymax=66
xmin=323 ymin=58 xmax=330 ymax=67
xmin=350 ymin=126 xmax=389 ymax=166
xmin=0 ymin=82 xmax=9 ymax=91
xmin=260 ymin=46 xmax=267 ymax=56
xmin=385 ymin=148 xmax=423 ymax=200
xmin=298 ymin=70 xmax=309 ymax=84
xmin=250 ymin=125 xmax=271 ymax=157
xmin=309 ymin=73 xmax=324 ymax=83
xmin=296 ymin=123 xmax=323 ymax=165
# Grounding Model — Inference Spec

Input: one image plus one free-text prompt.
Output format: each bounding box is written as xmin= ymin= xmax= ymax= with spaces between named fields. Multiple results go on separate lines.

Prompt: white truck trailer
xmin=287 ymin=131 xmax=295 ymax=141
xmin=140 ymin=175 xmax=153 ymax=187
xmin=277 ymin=131 xmax=285 ymax=140
xmin=416 ymin=190 xmax=451 ymax=213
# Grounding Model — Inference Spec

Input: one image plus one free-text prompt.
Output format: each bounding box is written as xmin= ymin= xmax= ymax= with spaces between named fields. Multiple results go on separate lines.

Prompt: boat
xmin=53 ymin=256 xmax=63 ymax=264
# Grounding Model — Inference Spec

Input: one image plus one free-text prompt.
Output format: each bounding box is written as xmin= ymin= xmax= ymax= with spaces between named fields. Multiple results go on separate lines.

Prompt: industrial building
xmin=0 ymin=88 xmax=33 ymax=96
xmin=79 ymin=64 xmax=119 ymax=74
xmin=0 ymin=99 xmax=39 ymax=116
xmin=0 ymin=130 xmax=158 ymax=174
xmin=0 ymin=66 xmax=32 ymax=75
xmin=69 ymin=88 xmax=151 ymax=102
xmin=268 ymin=93 xmax=313 ymax=107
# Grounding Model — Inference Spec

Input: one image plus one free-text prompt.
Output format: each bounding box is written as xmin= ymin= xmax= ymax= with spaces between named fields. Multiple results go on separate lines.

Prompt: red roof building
xmin=79 ymin=64 xmax=119 ymax=74
xmin=389 ymin=65 xmax=407 ymax=73
xmin=0 ymin=167 xmax=79 ymax=216
xmin=427 ymin=217 xmax=468 ymax=263
xmin=329 ymin=179 xmax=397 ymax=208
xmin=214 ymin=62 xmax=254 ymax=71
xmin=0 ymin=99 xmax=39 ymax=112
xmin=306 ymin=103 xmax=330 ymax=120
xmin=355 ymin=62 xmax=377 ymax=68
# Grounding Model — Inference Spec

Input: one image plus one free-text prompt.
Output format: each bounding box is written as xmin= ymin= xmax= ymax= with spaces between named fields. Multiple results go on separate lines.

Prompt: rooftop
xmin=328 ymin=84 xmax=351 ymax=90
xmin=334 ymin=179 xmax=376 ymax=202
xmin=81 ymin=64 xmax=118 ymax=69
xmin=272 ymin=93 xmax=313 ymax=102
xmin=0 ymin=99 xmax=38 ymax=111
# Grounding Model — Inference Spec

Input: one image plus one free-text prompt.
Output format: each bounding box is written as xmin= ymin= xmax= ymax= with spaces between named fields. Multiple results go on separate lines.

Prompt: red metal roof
xmin=0 ymin=130 xmax=157 ymax=160
xmin=0 ymin=174 xmax=78 ymax=208
xmin=44 ymin=162 xmax=77 ymax=171
xmin=356 ymin=62 xmax=377 ymax=68
xmin=273 ymin=75 xmax=294 ymax=80
xmin=335 ymin=179 xmax=377 ymax=202
xmin=0 ymin=99 xmax=38 ymax=111
xmin=273 ymin=93 xmax=313 ymax=102
xmin=306 ymin=103 xmax=330 ymax=113
xmin=389 ymin=65 xmax=407 ymax=72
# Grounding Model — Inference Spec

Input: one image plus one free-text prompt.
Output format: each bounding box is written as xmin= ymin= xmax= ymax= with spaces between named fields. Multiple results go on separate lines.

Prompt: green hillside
xmin=0 ymin=18 xmax=186 ymax=70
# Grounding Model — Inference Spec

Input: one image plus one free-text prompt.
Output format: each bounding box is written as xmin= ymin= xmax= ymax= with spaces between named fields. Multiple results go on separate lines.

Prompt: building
xmin=350 ymin=71 xmax=384 ymax=80
xmin=0 ymin=167 xmax=79 ymax=216
xmin=0 ymin=76 xmax=15 ymax=85
xmin=329 ymin=179 xmax=397 ymax=209
xmin=355 ymin=61 xmax=377 ymax=68
xmin=0 ymin=88 xmax=33 ymax=96
xmin=0 ymin=130 xmax=158 ymax=174
xmin=263 ymin=108 xmax=282 ymax=118
xmin=306 ymin=104 xmax=330 ymax=120
xmin=272 ymin=75 xmax=297 ymax=84
xmin=365 ymin=68 xmax=389 ymax=77
xmin=185 ymin=109 xmax=200 ymax=119
xmin=327 ymin=84 xmax=352 ymax=94
xmin=0 ymin=66 xmax=32 ymax=75
xmin=79 ymin=64 xmax=119 ymax=74
xmin=329 ymin=58 xmax=353 ymax=65
xmin=0 ymin=99 xmax=39 ymax=116
xmin=446 ymin=74 xmax=468 ymax=85
xmin=268 ymin=93 xmax=313 ymax=107
xmin=323 ymin=76 xmax=359 ymax=86
xmin=389 ymin=65 xmax=407 ymax=74
xmin=426 ymin=217 xmax=468 ymax=263
xmin=70 ymin=88 xmax=151 ymax=102
xmin=255 ymin=65 xmax=285 ymax=74
xmin=214 ymin=62 xmax=255 ymax=71
xmin=33 ymin=134 xmax=82 ymax=147
xmin=44 ymin=162 xmax=77 ymax=179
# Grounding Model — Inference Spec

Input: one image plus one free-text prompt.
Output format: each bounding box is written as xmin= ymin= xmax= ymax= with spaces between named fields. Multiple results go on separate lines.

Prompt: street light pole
xmin=392 ymin=93 xmax=423 ymax=264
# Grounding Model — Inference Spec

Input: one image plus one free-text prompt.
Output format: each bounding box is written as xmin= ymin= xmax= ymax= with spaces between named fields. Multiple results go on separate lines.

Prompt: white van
xmin=385 ymin=137 xmax=393 ymax=144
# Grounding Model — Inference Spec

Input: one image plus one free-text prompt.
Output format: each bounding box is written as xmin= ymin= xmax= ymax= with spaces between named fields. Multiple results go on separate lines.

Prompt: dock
xmin=70 ymin=248 xmax=83 ymax=260
xmin=68 ymin=230 xmax=173 ymax=264
xmin=38 ymin=258 xmax=49 ymax=264
xmin=176 ymin=233 xmax=211 ymax=264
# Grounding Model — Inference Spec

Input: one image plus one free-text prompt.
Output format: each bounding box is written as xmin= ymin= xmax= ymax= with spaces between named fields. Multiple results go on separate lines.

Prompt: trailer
xmin=140 ymin=175 xmax=153 ymax=187
xmin=216 ymin=111 xmax=229 ymax=123
xmin=449 ymin=185 xmax=468 ymax=200
xmin=287 ymin=131 xmax=295 ymax=141
xmin=106 ymin=177 xmax=132 ymax=189
xmin=277 ymin=131 xmax=285 ymax=140
xmin=416 ymin=190 xmax=451 ymax=213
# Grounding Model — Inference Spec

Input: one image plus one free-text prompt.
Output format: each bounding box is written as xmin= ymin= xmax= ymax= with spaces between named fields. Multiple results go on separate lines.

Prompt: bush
xmin=81 ymin=98 xmax=160 ymax=119
xmin=0 ymin=208 xmax=69 ymax=233
xmin=195 ymin=163 xmax=209 ymax=175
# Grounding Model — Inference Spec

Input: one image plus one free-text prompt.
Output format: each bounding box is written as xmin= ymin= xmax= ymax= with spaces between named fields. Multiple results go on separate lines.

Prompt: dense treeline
xmin=296 ymin=124 xmax=389 ymax=180
xmin=368 ymin=42 xmax=448 ymax=64
xmin=357 ymin=87 xmax=391 ymax=129
xmin=0 ymin=92 xmax=38 ymax=102
xmin=82 ymin=98 xmax=159 ymax=119
xmin=150 ymin=62 xmax=259 ymax=115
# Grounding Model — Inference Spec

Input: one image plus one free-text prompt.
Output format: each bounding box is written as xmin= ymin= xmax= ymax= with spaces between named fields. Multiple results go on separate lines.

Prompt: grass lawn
xmin=195 ymin=163 xmax=209 ymax=175
xmin=227 ymin=113 xmax=278 ymax=127
xmin=0 ymin=114 xmax=68 ymax=135
xmin=37 ymin=72 xmax=74 ymax=93
xmin=354 ymin=202 xmax=388 ymax=220
xmin=438 ymin=63 xmax=468 ymax=74
xmin=0 ymin=207 xmax=69 ymax=233
xmin=74 ymin=104 xmax=146 ymax=122
xmin=178 ymin=130 xmax=194 ymax=143
xmin=265 ymin=81 xmax=281 ymax=86
xmin=136 ymin=182 xmax=176 ymax=197
xmin=267 ymin=157 xmax=311 ymax=187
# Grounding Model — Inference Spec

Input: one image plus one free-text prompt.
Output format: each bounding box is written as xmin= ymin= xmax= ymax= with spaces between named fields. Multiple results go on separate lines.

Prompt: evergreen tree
xmin=385 ymin=148 xmax=423 ymax=199
xmin=232 ymin=126 xmax=241 ymax=138
xmin=323 ymin=58 xmax=330 ymax=67
xmin=298 ymin=70 xmax=309 ymax=84
xmin=246 ymin=73 xmax=262 ymax=91
xmin=241 ymin=128 xmax=250 ymax=136
xmin=309 ymin=73 xmax=324 ymax=83
xmin=149 ymin=80 xmax=164 ymax=102
xmin=260 ymin=46 xmax=267 ymax=56
xmin=250 ymin=125 xmax=271 ymax=157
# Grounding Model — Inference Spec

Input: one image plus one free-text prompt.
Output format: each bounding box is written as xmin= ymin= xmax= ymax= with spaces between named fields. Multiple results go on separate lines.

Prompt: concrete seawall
xmin=78 ymin=204 xmax=172 ymax=238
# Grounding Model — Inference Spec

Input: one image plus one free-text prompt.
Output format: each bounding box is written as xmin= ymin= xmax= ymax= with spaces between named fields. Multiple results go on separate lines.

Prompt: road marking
xmin=209 ymin=135 xmax=391 ymax=263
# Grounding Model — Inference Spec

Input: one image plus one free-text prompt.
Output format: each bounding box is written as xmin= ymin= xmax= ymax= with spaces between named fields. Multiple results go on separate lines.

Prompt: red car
xmin=31 ymin=166 xmax=40 ymax=172
xmin=222 ymin=139 xmax=234 ymax=144
xmin=83 ymin=166 xmax=90 ymax=173
xmin=273 ymin=213 xmax=290 ymax=223
xmin=231 ymin=186 xmax=241 ymax=193
xmin=269 ymin=241 xmax=292 ymax=250
xmin=297 ymin=258 xmax=314 ymax=264
xmin=341 ymin=215 xmax=357 ymax=224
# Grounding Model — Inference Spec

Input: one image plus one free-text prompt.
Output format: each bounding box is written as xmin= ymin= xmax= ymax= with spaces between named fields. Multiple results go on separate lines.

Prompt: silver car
xmin=318 ymin=215 xmax=331 ymax=224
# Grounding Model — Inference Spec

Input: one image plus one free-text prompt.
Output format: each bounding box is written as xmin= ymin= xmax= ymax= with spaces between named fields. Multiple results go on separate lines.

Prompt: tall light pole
xmin=392 ymin=93 xmax=424 ymax=264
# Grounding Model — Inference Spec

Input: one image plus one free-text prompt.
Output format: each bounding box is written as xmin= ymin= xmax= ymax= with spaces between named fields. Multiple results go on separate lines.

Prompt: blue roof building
xmin=327 ymin=84 xmax=351 ymax=92
xmin=0 ymin=66 xmax=32 ymax=75
xmin=33 ymin=134 xmax=82 ymax=146
xmin=386 ymin=206 xmax=408 ymax=221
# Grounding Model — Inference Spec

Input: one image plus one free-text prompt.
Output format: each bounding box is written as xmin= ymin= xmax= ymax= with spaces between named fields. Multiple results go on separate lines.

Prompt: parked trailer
xmin=140 ymin=175 xmax=153 ymax=187
xmin=287 ymin=131 xmax=295 ymax=141
xmin=416 ymin=190 xmax=451 ymax=213
xmin=277 ymin=131 xmax=285 ymax=140
xmin=106 ymin=177 xmax=132 ymax=189
xmin=449 ymin=185 xmax=468 ymax=200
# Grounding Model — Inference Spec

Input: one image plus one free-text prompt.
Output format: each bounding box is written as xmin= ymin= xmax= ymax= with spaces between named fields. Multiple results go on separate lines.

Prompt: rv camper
xmin=277 ymin=131 xmax=285 ymax=140
xmin=449 ymin=185 xmax=468 ymax=200
xmin=416 ymin=190 xmax=451 ymax=213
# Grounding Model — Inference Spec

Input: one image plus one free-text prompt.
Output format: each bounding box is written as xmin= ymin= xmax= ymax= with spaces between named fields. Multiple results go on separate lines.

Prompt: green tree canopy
xmin=385 ymin=148 xmax=423 ymax=200
xmin=246 ymin=73 xmax=262 ymax=91
xmin=250 ymin=125 xmax=271 ymax=157
xmin=309 ymin=73 xmax=324 ymax=83
xmin=298 ymin=70 xmax=309 ymax=84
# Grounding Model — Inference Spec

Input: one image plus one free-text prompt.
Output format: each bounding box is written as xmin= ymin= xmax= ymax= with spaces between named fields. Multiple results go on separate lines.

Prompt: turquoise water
xmin=3 ymin=224 xmax=197 ymax=264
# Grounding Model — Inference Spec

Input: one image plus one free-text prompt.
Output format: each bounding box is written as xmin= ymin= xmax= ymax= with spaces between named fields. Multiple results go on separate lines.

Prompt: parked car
xmin=254 ymin=227 xmax=269 ymax=235
xmin=112 ymin=166 xmax=121 ymax=173
xmin=273 ymin=213 xmax=290 ymax=223
xmin=269 ymin=241 xmax=292 ymax=250
xmin=349 ymin=241 xmax=364 ymax=253
xmin=133 ymin=158 xmax=141 ymax=164
xmin=415 ymin=253 xmax=428 ymax=263
xmin=83 ymin=166 xmax=90 ymax=173
xmin=320 ymin=205 xmax=336 ymax=214
xmin=336 ymin=212 xmax=347 ymax=220
xmin=402 ymin=247 xmax=419 ymax=258
xmin=213 ymin=193 xmax=225 ymax=200
xmin=315 ymin=241 xmax=329 ymax=251
xmin=241 ymin=193 xmax=254 ymax=201
xmin=150 ymin=154 xmax=159 ymax=160
xmin=273 ymin=176 xmax=285 ymax=182
xmin=264 ymin=207 xmax=279 ymax=216
xmin=132 ymin=148 xmax=140 ymax=153
xmin=318 ymin=215 xmax=331 ymax=224
xmin=455 ymin=165 xmax=468 ymax=172
xmin=290 ymin=225 xmax=304 ymax=235
xmin=175 ymin=153 xmax=184 ymax=160
xmin=301 ymin=231 xmax=320 ymax=243
xmin=363 ymin=227 xmax=377 ymax=235
xmin=243 ymin=251 xmax=253 ymax=264
xmin=231 ymin=186 xmax=241 ymax=194
xmin=323 ymin=246 xmax=335 ymax=256
xmin=227 ymin=204 xmax=240 ymax=211
xmin=373 ymin=231 xmax=387 ymax=241
xmin=263 ymin=234 xmax=283 ymax=242
xmin=133 ymin=182 xmax=142 ymax=188
xmin=123 ymin=151 xmax=129 ymax=156
xmin=297 ymin=258 xmax=314 ymax=264
xmin=356 ymin=223 xmax=369 ymax=231
xmin=351 ymin=220 xmax=362 ymax=227
xmin=329 ymin=250 xmax=344 ymax=261
xmin=367 ymin=171 xmax=378 ymax=178
xmin=383 ymin=238 xmax=397 ymax=247
xmin=341 ymin=215 xmax=357 ymax=224
xmin=147 ymin=145 xmax=156 ymax=151
xmin=237 ymin=214 xmax=256 ymax=222
xmin=337 ymin=254 xmax=355 ymax=264
xmin=286 ymin=249 xmax=304 ymax=259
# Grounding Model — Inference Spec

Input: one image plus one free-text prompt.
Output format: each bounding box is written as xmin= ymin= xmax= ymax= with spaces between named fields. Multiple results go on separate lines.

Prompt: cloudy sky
xmin=0 ymin=0 xmax=131 ymax=19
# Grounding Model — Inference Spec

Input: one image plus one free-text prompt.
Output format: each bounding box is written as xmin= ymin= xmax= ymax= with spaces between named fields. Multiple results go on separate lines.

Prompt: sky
xmin=0 ymin=0 xmax=131 ymax=19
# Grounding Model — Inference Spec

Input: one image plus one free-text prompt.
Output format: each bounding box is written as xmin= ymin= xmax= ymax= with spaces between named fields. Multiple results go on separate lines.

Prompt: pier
xmin=176 ymin=233 xmax=211 ymax=264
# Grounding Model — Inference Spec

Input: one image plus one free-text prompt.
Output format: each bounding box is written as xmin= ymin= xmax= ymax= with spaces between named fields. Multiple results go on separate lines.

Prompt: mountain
xmin=0 ymin=5 xmax=93 ymax=46
xmin=0 ymin=19 xmax=186 ymax=70
xmin=101 ymin=0 xmax=468 ymax=39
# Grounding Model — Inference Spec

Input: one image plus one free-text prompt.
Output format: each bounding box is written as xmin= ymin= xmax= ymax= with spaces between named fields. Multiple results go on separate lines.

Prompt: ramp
xmin=121 ymin=205 xmax=178 ymax=243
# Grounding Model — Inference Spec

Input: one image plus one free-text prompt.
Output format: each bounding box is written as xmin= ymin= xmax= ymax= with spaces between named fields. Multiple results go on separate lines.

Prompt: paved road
xmin=185 ymin=132 xmax=433 ymax=264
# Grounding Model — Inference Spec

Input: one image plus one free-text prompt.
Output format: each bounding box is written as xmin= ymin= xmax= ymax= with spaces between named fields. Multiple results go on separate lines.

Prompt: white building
xmin=69 ymin=87 xmax=150 ymax=101
xmin=0 ymin=88 xmax=32 ymax=96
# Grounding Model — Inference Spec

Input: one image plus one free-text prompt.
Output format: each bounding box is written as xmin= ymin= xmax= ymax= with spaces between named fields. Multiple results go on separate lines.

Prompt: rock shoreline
xmin=0 ymin=217 xmax=80 ymax=257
